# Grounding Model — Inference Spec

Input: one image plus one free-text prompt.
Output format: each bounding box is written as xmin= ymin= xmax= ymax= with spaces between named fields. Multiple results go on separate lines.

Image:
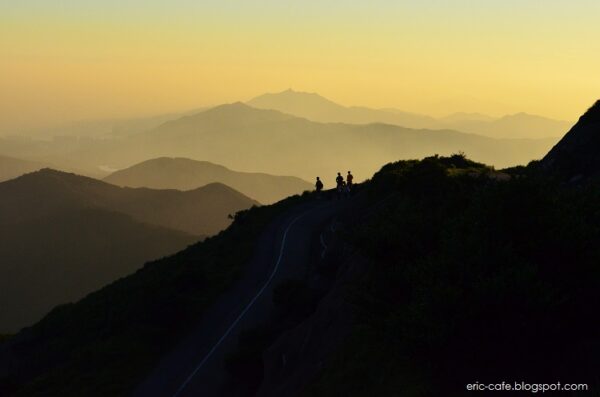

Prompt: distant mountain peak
xmin=248 ymin=89 xmax=340 ymax=108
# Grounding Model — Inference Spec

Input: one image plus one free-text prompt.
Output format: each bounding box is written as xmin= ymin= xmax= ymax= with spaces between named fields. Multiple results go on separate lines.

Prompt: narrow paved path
xmin=134 ymin=200 xmax=343 ymax=397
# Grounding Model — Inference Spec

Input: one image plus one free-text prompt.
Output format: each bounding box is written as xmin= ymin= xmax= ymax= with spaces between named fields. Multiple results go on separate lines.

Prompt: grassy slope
xmin=302 ymin=155 xmax=600 ymax=396
xmin=1 ymin=195 xmax=307 ymax=397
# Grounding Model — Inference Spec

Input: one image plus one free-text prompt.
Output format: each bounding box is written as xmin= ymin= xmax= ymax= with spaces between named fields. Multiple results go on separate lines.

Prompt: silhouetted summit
xmin=0 ymin=168 xmax=257 ymax=235
xmin=158 ymin=102 xmax=294 ymax=131
xmin=542 ymin=100 xmax=600 ymax=179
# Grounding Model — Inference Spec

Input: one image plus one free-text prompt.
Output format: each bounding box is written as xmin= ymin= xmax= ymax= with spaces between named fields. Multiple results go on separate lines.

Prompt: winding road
xmin=134 ymin=200 xmax=343 ymax=397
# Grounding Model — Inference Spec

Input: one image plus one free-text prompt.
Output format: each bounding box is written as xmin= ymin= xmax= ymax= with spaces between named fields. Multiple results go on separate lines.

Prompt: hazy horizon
xmin=2 ymin=1 xmax=599 ymax=134
xmin=0 ymin=92 xmax=576 ymax=138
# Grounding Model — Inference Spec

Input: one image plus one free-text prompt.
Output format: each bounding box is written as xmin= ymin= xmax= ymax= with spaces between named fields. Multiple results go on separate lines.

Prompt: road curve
xmin=134 ymin=200 xmax=343 ymax=397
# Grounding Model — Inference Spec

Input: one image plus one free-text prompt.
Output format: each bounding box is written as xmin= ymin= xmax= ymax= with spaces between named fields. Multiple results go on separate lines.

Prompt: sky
xmin=1 ymin=0 xmax=599 ymax=133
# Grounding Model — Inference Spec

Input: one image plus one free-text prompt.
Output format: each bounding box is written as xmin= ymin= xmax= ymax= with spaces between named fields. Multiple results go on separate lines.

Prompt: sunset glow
xmin=2 ymin=1 xmax=599 ymax=132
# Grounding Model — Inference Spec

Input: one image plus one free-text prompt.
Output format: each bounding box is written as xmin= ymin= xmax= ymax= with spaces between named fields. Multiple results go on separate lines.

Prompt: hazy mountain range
xmin=104 ymin=157 xmax=312 ymax=204
xmin=101 ymin=102 xmax=557 ymax=181
xmin=0 ymin=91 xmax=569 ymax=183
xmin=1 ymin=102 xmax=554 ymax=183
xmin=248 ymin=89 xmax=572 ymax=139
xmin=0 ymin=169 xmax=257 ymax=332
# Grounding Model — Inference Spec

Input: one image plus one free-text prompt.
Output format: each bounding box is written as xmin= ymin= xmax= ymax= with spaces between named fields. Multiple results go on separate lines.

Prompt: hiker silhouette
xmin=315 ymin=176 xmax=323 ymax=195
xmin=335 ymin=172 xmax=344 ymax=199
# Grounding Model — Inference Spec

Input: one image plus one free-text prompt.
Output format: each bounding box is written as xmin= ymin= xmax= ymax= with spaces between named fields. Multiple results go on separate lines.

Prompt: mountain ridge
xmin=0 ymin=168 xmax=258 ymax=235
xmin=0 ymin=168 xmax=258 ymax=333
xmin=109 ymin=102 xmax=558 ymax=182
xmin=104 ymin=157 xmax=312 ymax=204
xmin=247 ymin=89 xmax=571 ymax=139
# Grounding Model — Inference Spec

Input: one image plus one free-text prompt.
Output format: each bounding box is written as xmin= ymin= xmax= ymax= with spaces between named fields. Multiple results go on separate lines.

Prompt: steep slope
xmin=541 ymin=100 xmax=600 ymax=179
xmin=0 ymin=155 xmax=48 ymax=182
xmin=104 ymin=157 xmax=312 ymax=204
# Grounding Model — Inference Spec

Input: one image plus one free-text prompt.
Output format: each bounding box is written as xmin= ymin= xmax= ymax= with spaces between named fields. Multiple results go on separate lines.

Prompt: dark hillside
xmin=299 ymin=155 xmax=600 ymax=396
xmin=542 ymin=100 xmax=600 ymax=180
xmin=0 ymin=209 xmax=196 ymax=334
xmin=0 ymin=169 xmax=257 ymax=333
xmin=0 ymin=195 xmax=306 ymax=397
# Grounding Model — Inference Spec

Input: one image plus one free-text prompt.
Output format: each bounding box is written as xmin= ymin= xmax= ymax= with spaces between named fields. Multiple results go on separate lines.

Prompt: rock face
xmin=542 ymin=100 xmax=600 ymax=179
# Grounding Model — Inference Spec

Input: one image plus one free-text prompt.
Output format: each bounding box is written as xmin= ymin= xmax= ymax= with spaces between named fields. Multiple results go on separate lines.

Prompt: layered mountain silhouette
xmin=0 ymin=155 xmax=48 ymax=182
xmin=104 ymin=157 xmax=312 ymax=204
xmin=0 ymin=101 xmax=597 ymax=395
xmin=542 ymin=100 xmax=600 ymax=180
xmin=248 ymin=89 xmax=440 ymax=129
xmin=248 ymin=89 xmax=571 ymax=139
xmin=73 ymin=103 xmax=556 ymax=182
xmin=0 ymin=169 xmax=257 ymax=236
xmin=1 ymin=96 xmax=564 ymax=179
xmin=0 ymin=169 xmax=257 ymax=332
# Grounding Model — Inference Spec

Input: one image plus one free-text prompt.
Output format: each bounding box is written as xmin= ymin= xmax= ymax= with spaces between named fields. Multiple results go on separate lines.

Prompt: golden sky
xmin=1 ymin=1 xmax=599 ymax=132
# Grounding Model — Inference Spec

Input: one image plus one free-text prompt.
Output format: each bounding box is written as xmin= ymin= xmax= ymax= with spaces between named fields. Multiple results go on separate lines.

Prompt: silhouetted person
xmin=341 ymin=180 xmax=350 ymax=198
xmin=315 ymin=176 xmax=323 ymax=197
xmin=335 ymin=172 xmax=344 ymax=199
xmin=346 ymin=171 xmax=354 ymax=191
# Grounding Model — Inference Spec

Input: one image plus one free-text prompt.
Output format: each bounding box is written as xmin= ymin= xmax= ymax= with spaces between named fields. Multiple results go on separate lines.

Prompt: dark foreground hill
xmin=104 ymin=157 xmax=312 ymax=204
xmin=0 ymin=170 xmax=257 ymax=333
xmin=2 ymin=150 xmax=599 ymax=396
xmin=284 ymin=155 xmax=599 ymax=396
xmin=542 ymin=100 xmax=600 ymax=180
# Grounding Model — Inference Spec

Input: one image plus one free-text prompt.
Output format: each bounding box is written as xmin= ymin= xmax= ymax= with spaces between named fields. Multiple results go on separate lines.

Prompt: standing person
xmin=335 ymin=172 xmax=344 ymax=199
xmin=346 ymin=171 xmax=354 ymax=191
xmin=315 ymin=176 xmax=324 ymax=197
